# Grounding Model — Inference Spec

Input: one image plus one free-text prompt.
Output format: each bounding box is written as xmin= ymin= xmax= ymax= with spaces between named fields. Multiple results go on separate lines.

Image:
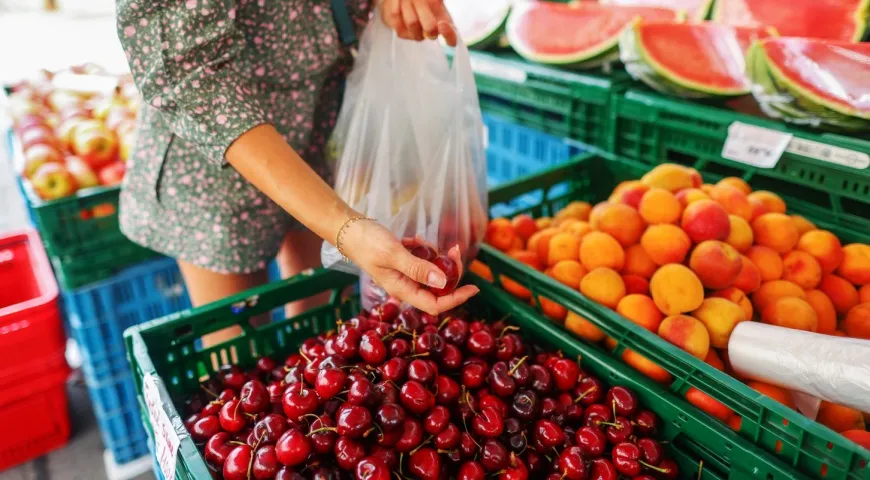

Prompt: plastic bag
xmin=321 ymin=12 xmax=488 ymax=309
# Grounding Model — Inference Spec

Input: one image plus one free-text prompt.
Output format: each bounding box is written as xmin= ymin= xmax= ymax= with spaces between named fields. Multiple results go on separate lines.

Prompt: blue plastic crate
xmin=86 ymin=373 xmax=150 ymax=464
xmin=484 ymin=114 xmax=579 ymax=186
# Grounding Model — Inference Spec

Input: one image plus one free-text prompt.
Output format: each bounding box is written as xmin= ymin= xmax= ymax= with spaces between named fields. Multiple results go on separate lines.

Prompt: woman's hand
xmin=341 ymin=219 xmax=479 ymax=315
xmin=381 ymin=0 xmax=458 ymax=46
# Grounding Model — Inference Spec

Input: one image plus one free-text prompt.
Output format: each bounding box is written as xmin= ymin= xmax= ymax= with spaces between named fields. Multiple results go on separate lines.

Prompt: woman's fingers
xmin=401 ymin=1 xmax=424 ymax=41
xmin=389 ymin=276 xmax=480 ymax=316
xmin=412 ymin=0 xmax=440 ymax=39
xmin=447 ymin=244 xmax=463 ymax=277
xmin=394 ymin=247 xmax=447 ymax=289
xmin=438 ymin=20 xmax=458 ymax=46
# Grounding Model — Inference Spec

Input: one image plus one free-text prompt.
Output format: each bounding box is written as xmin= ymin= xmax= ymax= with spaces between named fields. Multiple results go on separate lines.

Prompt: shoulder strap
xmin=331 ymin=0 xmax=358 ymax=47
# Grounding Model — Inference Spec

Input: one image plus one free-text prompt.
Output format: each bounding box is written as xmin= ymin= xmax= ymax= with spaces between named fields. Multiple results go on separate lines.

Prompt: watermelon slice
xmin=506 ymin=1 xmax=682 ymax=68
xmin=444 ymin=0 xmax=513 ymax=49
xmin=601 ymin=0 xmax=712 ymax=21
xmin=713 ymin=0 xmax=870 ymax=42
xmin=621 ymin=22 xmax=776 ymax=97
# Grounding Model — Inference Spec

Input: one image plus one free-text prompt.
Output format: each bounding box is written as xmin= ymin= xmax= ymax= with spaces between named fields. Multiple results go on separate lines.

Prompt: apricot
xmin=650 ymin=264 xmax=705 ymax=315
xmin=686 ymin=167 xmax=703 ymax=188
xmin=562 ymin=220 xmax=592 ymax=240
xmin=688 ymin=240 xmax=742 ymax=289
xmin=747 ymin=190 xmax=786 ymax=219
xmin=616 ymin=294 xmax=663 ymax=332
xmin=746 ymin=245 xmax=784 ymax=282
xmin=509 ymin=236 xmax=524 ymax=252
xmin=658 ymin=315 xmax=711 ymax=359
xmin=641 ymin=163 xmax=696 ymax=192
xmin=622 ymin=274 xmax=650 ymax=295
xmin=705 ymin=349 xmax=725 ymax=371
xmin=838 ymin=243 xmax=870 ymax=285
xmin=709 ymin=184 xmax=753 ymax=220
xmin=638 ymin=187 xmax=682 ymax=225
xmin=860 ymin=285 xmax=870 ymax=304
xmin=529 ymin=228 xmax=559 ymax=267
xmin=624 ymin=244 xmax=657 ymax=279
xmin=803 ymin=290 xmax=838 ymax=335
xmin=511 ymin=214 xmax=538 ymax=243
xmin=819 ymin=274 xmax=859 ymax=315
xmin=556 ymin=201 xmax=592 ymax=222
xmin=468 ymin=260 xmax=493 ymax=282
xmin=843 ymin=303 xmax=870 ymax=339
xmin=579 ymin=267 xmax=626 ymax=309
xmin=728 ymin=415 xmax=743 ymax=432
xmin=579 ymin=231 xmax=625 ymax=272
xmin=675 ymin=188 xmax=709 ymax=207
xmin=747 ymin=381 xmax=795 ymax=409
xmin=796 ymin=230 xmax=843 ymax=275
xmin=641 ymin=224 xmax=691 ymax=265
xmin=621 ymin=349 xmax=673 ymax=384
xmin=565 ymin=311 xmax=605 ymax=343
xmin=711 ymin=287 xmax=754 ymax=321
xmin=692 ymin=298 xmax=747 ymax=348
xmin=791 ymin=215 xmax=816 ymax=235
xmin=500 ymin=250 xmax=541 ymax=300
xmin=550 ymin=260 xmax=586 ymax=290
xmin=681 ymin=199 xmax=731 ymax=243
xmin=555 ymin=218 xmax=582 ymax=231
xmin=588 ymin=202 xmax=609 ymax=227
xmin=781 ymin=251 xmax=822 ymax=289
xmin=617 ymin=181 xmax=650 ymax=209
xmin=725 ymin=215 xmax=754 ymax=253
xmin=590 ymin=203 xmax=645 ymax=247
xmin=752 ymin=213 xmax=799 ymax=254
xmin=842 ymin=430 xmax=870 ymax=450
xmin=716 ymin=177 xmax=751 ymax=195
xmin=535 ymin=217 xmax=552 ymax=230
xmin=547 ymin=232 xmax=582 ymax=267
xmin=686 ymin=387 xmax=733 ymax=422
xmin=761 ymin=297 xmax=818 ymax=332
xmin=817 ymin=402 xmax=866 ymax=433
xmin=732 ymin=256 xmax=762 ymax=293
xmin=538 ymin=296 xmax=568 ymax=322
xmin=752 ymin=280 xmax=805 ymax=311
xmin=485 ymin=218 xmax=517 ymax=252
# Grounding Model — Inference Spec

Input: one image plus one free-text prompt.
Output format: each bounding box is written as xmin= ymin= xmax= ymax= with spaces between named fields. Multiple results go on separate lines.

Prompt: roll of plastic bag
xmin=728 ymin=322 xmax=870 ymax=413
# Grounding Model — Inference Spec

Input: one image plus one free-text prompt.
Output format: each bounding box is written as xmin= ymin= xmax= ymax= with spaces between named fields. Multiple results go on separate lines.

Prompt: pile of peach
xmin=477 ymin=163 xmax=870 ymax=447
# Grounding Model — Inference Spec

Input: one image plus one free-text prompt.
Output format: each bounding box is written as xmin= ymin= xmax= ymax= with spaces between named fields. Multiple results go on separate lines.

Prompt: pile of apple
xmin=479 ymin=163 xmax=870 ymax=448
xmin=182 ymin=301 xmax=681 ymax=479
xmin=6 ymin=64 xmax=138 ymax=201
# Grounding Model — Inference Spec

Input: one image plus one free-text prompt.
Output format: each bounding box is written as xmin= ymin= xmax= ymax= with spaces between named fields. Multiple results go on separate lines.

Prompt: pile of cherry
xmin=183 ymin=303 xmax=680 ymax=480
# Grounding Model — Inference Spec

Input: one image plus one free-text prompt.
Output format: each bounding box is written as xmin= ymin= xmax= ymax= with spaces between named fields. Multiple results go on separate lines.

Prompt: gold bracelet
xmin=336 ymin=216 xmax=374 ymax=262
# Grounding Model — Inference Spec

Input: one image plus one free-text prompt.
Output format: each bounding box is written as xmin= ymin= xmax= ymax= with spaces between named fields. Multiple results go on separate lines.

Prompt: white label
xmin=482 ymin=124 xmax=489 ymax=149
xmin=786 ymin=137 xmax=870 ymax=170
xmin=144 ymin=374 xmax=180 ymax=480
xmin=722 ymin=122 xmax=793 ymax=169
xmin=469 ymin=57 xmax=527 ymax=83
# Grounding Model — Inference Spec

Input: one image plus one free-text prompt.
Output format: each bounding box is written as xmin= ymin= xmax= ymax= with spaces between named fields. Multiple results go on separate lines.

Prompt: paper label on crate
xmin=469 ymin=57 xmax=527 ymax=83
xmin=722 ymin=122 xmax=793 ymax=168
xmin=786 ymin=137 xmax=870 ymax=170
xmin=144 ymin=373 xmax=180 ymax=480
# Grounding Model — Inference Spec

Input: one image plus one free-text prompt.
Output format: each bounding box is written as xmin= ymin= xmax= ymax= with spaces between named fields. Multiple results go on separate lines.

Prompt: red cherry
xmin=274 ymin=428 xmax=311 ymax=466
xmin=440 ymin=343 xmax=463 ymax=370
xmin=550 ymin=359 xmax=580 ymax=392
xmin=458 ymin=460 xmax=486 ymax=480
xmin=315 ymin=368 xmax=347 ymax=400
xmin=576 ymin=425 xmax=607 ymax=458
xmin=583 ymin=404 xmax=613 ymax=427
xmin=359 ymin=331 xmax=387 ymax=365
xmin=347 ymin=377 xmax=378 ymax=407
xmin=356 ymin=456 xmax=391 ymax=480
xmin=400 ymin=380 xmax=434 ymax=415
xmin=409 ymin=447 xmax=442 ymax=480
xmin=281 ymin=384 xmax=320 ymax=421
xmin=252 ymin=413 xmax=289 ymax=444
xmin=462 ymin=361 xmax=488 ymax=389
xmin=369 ymin=445 xmax=399 ymax=469
xmin=633 ymin=410 xmax=659 ymax=436
xmin=575 ymin=376 xmax=604 ymax=405
xmin=429 ymin=254 xmax=460 ymax=296
xmin=240 ymin=380 xmax=269 ymax=414
xmin=252 ymin=445 xmax=280 ymax=479
xmin=480 ymin=438 xmax=509 ymax=472
xmin=184 ymin=412 xmax=202 ymax=431
xmin=399 ymin=309 xmax=424 ymax=333
xmin=606 ymin=386 xmax=639 ymax=417
xmin=472 ymin=406 xmax=504 ymax=438
xmin=534 ymin=419 xmax=565 ymax=450
xmin=375 ymin=380 xmax=399 ymax=404
xmin=408 ymin=359 xmax=436 ymax=384
xmin=409 ymin=245 xmax=437 ymax=261
xmin=334 ymin=436 xmax=366 ymax=471
xmin=500 ymin=453 xmax=529 ymax=480
xmin=219 ymin=399 xmax=248 ymax=433
xmin=190 ymin=415 xmax=221 ymax=442
xmin=336 ymin=404 xmax=373 ymax=438
xmin=603 ymin=416 xmax=634 ymax=444
xmin=467 ymin=330 xmax=496 ymax=357
xmin=487 ymin=361 xmax=517 ymax=397
xmin=375 ymin=403 xmax=406 ymax=432
xmin=204 ymin=432 xmax=234 ymax=468
xmin=588 ymin=458 xmax=618 ymax=480
xmin=434 ymin=423 xmax=460 ymax=449
xmin=255 ymin=357 xmax=277 ymax=375
xmin=223 ymin=445 xmax=253 ymax=480
xmin=558 ymin=446 xmax=587 ymax=480
xmin=612 ymin=442 xmax=642 ymax=476
xmin=370 ymin=302 xmax=400 ymax=323
xmin=220 ymin=369 xmax=248 ymax=391
xmin=528 ymin=364 xmax=553 ymax=393
xmin=443 ymin=319 xmax=469 ymax=345
xmin=395 ymin=418 xmax=424 ymax=453
xmin=389 ymin=338 xmax=411 ymax=357
xmin=459 ymin=432 xmax=478 ymax=458
xmin=657 ymin=459 xmax=680 ymax=479
xmin=637 ymin=438 xmax=664 ymax=466
xmin=436 ymin=375 xmax=461 ymax=405
xmin=274 ymin=467 xmax=304 ymax=480
xmin=424 ymin=405 xmax=451 ymax=435
xmin=379 ymin=357 xmax=408 ymax=382
xmin=334 ymin=327 xmax=361 ymax=360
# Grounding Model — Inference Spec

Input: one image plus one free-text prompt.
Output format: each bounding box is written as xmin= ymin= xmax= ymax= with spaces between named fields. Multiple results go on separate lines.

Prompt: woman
xmin=115 ymin=0 xmax=479 ymax=333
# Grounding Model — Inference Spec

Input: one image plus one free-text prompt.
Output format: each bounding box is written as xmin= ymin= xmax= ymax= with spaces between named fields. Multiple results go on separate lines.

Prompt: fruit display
xmin=747 ymin=37 xmax=870 ymax=132
xmin=6 ymin=65 xmax=139 ymax=201
xmin=711 ymin=0 xmax=869 ymax=42
xmin=481 ymin=162 xmax=870 ymax=446
xmin=620 ymin=22 xmax=776 ymax=98
xmin=443 ymin=0 xmax=513 ymax=49
xmin=180 ymin=299 xmax=681 ymax=479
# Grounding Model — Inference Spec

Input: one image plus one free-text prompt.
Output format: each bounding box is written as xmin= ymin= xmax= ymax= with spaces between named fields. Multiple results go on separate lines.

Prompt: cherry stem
xmin=363 ymin=423 xmax=383 ymax=438
xmin=298 ymin=350 xmax=312 ymax=365
xmin=596 ymin=421 xmax=623 ymax=429
xmin=228 ymin=441 xmax=247 ymax=446
xmin=499 ymin=325 xmax=520 ymax=339
xmin=697 ymin=459 xmax=704 ymax=480
xmin=410 ymin=435 xmax=433 ymax=456
xmin=640 ymin=461 xmax=668 ymax=473
xmin=437 ymin=317 xmax=451 ymax=330
xmin=411 ymin=331 xmax=418 ymax=354
xmin=200 ymin=385 xmax=219 ymax=398
xmin=307 ymin=427 xmax=337 ymax=437
xmin=410 ymin=352 xmax=430 ymax=358
xmin=437 ymin=449 xmax=458 ymax=455
xmin=508 ymin=356 xmax=528 ymax=376
xmin=574 ymin=387 xmax=596 ymax=404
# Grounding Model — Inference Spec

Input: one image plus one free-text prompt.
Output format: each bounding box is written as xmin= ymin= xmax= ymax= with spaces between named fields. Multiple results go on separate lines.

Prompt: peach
xmin=538 ymin=296 xmax=568 ymax=322
xmin=616 ymin=294 xmax=663 ymax=332
xmin=658 ymin=315 xmax=711 ymax=359
xmin=618 ymin=181 xmax=650 ymax=209
xmin=747 ymin=190 xmax=786 ymax=219
xmin=579 ymin=232 xmax=625 ymax=272
xmin=686 ymin=387 xmax=733 ymax=422
xmin=860 ymin=284 xmax=870 ymax=303
xmin=621 ymin=349 xmax=673 ymax=384
xmin=804 ymin=289 xmax=838 ymax=335
xmin=761 ymin=297 xmax=818 ymax=332
xmin=686 ymin=167 xmax=703 ymax=188
xmin=705 ymin=349 xmax=725 ymax=371
xmin=796 ymin=230 xmax=843 ymax=274
xmin=791 ymin=215 xmax=816 ymax=235
xmin=688 ymin=240 xmax=742 ymax=289
xmin=590 ymin=203 xmax=645 ymax=247
xmin=579 ymin=267 xmax=626 ymax=309
xmin=711 ymin=287 xmax=754 ymax=320
xmin=485 ymin=218 xmax=517 ymax=252
xmin=716 ymin=177 xmax=751 ymax=195
xmin=842 ymin=430 xmax=870 ymax=450
xmin=511 ymin=214 xmax=538 ymax=243
xmin=675 ymin=188 xmax=709 ymax=207
xmin=550 ymin=260 xmax=586 ymax=290
xmin=838 ymin=243 xmax=870 ymax=285
xmin=509 ymin=236 xmax=524 ymax=252
xmin=692 ymin=298 xmax=747 ymax=348
xmin=555 ymin=218 xmax=582 ymax=231
xmin=623 ymin=244 xmax=657 ymax=279
xmin=565 ymin=311 xmax=605 ymax=343
xmin=819 ymin=274 xmax=859 ymax=315
xmin=469 ymin=260 xmax=493 ymax=283
xmin=725 ymin=215 xmax=754 ymax=253
xmin=529 ymin=228 xmax=559 ymax=266
xmin=843 ymin=303 xmax=870 ymax=339
xmin=535 ymin=217 xmax=552 ymax=230
xmin=748 ymin=381 xmax=795 ymax=409
xmin=817 ymin=402 xmax=866 ymax=433
xmin=638 ymin=188 xmax=682 ymax=224
xmin=556 ymin=201 xmax=592 ymax=222
xmin=622 ymin=274 xmax=650 ymax=295
xmin=562 ymin=220 xmax=592 ymax=240
xmin=732 ymin=256 xmax=762 ymax=293
xmin=641 ymin=163 xmax=696 ymax=192
xmin=752 ymin=280 xmax=805 ymax=311
xmin=681 ymin=199 xmax=731 ymax=243
xmin=752 ymin=213 xmax=799 ymax=254
xmin=746 ymin=245 xmax=784 ymax=281
xmin=650 ymin=264 xmax=705 ymax=315
xmin=641 ymin=224 xmax=692 ymax=265
xmin=780 ymin=251 xmax=822 ymax=289
xmin=588 ymin=202 xmax=609 ymax=226
xmin=500 ymin=250 xmax=541 ymax=300
xmin=709 ymin=184 xmax=753 ymax=220
xmin=547 ymin=232 xmax=582 ymax=267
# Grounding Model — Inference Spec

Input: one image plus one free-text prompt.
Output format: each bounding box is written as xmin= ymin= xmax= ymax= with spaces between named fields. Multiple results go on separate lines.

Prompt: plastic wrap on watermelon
xmin=601 ymin=0 xmax=714 ymax=22
xmin=746 ymin=37 xmax=870 ymax=132
xmin=712 ymin=0 xmax=869 ymax=43
xmin=620 ymin=21 xmax=776 ymax=99
xmin=443 ymin=0 xmax=513 ymax=50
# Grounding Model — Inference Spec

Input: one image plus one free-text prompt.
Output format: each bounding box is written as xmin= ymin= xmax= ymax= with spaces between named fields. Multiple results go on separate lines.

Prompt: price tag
xmin=722 ymin=122 xmax=793 ymax=168
xmin=144 ymin=373 xmax=180 ymax=480
xmin=786 ymin=137 xmax=870 ymax=170
xmin=469 ymin=57 xmax=527 ymax=83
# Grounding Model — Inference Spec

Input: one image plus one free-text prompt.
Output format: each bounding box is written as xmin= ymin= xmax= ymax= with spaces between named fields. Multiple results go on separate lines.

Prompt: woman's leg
xmin=276 ymin=228 xmax=331 ymax=317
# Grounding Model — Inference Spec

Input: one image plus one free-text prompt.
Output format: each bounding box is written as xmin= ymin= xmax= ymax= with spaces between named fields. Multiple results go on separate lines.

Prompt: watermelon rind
xmin=444 ymin=0 xmax=512 ymax=49
xmin=619 ymin=24 xmax=713 ymax=98
xmin=712 ymin=0 xmax=870 ymax=43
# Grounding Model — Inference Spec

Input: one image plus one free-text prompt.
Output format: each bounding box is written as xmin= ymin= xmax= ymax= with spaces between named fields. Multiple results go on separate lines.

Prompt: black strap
xmin=331 ymin=0 xmax=358 ymax=47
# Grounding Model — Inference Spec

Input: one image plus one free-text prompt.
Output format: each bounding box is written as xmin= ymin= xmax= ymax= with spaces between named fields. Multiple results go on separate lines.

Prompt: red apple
xmin=20 ymin=125 xmax=61 ymax=151
xmin=48 ymin=90 xmax=84 ymax=111
xmin=72 ymin=123 xmax=117 ymax=170
xmin=9 ymin=98 xmax=46 ymax=123
xmin=31 ymin=163 xmax=78 ymax=200
xmin=57 ymin=118 xmax=88 ymax=152
xmin=98 ymin=161 xmax=125 ymax=186
xmin=65 ymin=156 xmax=100 ymax=189
xmin=22 ymin=144 xmax=63 ymax=178
xmin=60 ymin=106 xmax=91 ymax=122
xmin=14 ymin=113 xmax=48 ymax=132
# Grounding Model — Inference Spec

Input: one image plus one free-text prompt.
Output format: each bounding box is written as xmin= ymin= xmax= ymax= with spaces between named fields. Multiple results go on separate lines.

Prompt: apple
xmin=8 ymin=97 xmax=45 ymax=122
xmin=72 ymin=123 xmax=118 ymax=170
xmin=31 ymin=163 xmax=78 ymax=200
xmin=97 ymin=161 xmax=125 ymax=186
xmin=20 ymin=125 xmax=61 ymax=151
xmin=93 ymin=96 xmax=126 ymax=120
xmin=48 ymin=90 xmax=84 ymax=111
xmin=57 ymin=118 xmax=88 ymax=151
xmin=106 ymin=107 xmax=134 ymax=131
xmin=60 ymin=106 xmax=91 ymax=122
xmin=14 ymin=113 xmax=48 ymax=132
xmin=22 ymin=144 xmax=63 ymax=178
xmin=65 ymin=156 xmax=100 ymax=189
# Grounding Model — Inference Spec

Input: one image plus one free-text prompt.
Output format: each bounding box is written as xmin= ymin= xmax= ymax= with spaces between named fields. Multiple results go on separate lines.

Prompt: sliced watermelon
xmin=506 ymin=2 xmax=682 ymax=68
xmin=601 ymin=0 xmax=712 ymax=21
xmin=622 ymin=22 xmax=775 ymax=97
xmin=444 ymin=0 xmax=513 ymax=49
xmin=713 ymin=0 xmax=869 ymax=42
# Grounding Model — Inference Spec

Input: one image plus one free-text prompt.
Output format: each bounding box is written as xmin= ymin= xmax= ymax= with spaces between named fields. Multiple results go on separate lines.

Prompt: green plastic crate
xmin=613 ymin=89 xmax=870 ymax=234
xmin=481 ymin=153 xmax=870 ymax=480
xmin=125 ymin=268 xmax=809 ymax=480
xmin=449 ymin=49 xmax=631 ymax=151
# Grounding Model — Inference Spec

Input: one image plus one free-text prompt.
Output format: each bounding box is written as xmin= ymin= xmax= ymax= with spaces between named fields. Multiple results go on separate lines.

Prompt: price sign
xmin=722 ymin=122 xmax=793 ymax=168
xmin=786 ymin=137 xmax=870 ymax=170
xmin=469 ymin=57 xmax=528 ymax=83
xmin=144 ymin=373 xmax=180 ymax=480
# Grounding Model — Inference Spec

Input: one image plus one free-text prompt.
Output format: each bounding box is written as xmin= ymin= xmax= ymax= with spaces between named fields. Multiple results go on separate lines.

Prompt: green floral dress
xmin=116 ymin=0 xmax=372 ymax=274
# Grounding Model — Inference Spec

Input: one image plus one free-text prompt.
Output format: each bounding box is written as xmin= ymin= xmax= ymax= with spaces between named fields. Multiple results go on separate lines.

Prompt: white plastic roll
xmin=728 ymin=322 xmax=870 ymax=413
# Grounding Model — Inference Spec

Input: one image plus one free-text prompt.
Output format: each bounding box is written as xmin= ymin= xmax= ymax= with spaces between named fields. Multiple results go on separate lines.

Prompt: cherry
xmin=541 ymin=397 xmax=563 ymax=420
xmin=461 ymin=361 xmax=488 ymax=389
xmin=480 ymin=438 xmax=509 ymax=472
xmin=395 ymin=418 xmax=424 ymax=452
xmin=500 ymin=454 xmax=529 ymax=480
xmin=184 ymin=413 xmax=202 ymax=431
xmin=495 ymin=336 xmax=518 ymax=362
xmin=252 ymin=445 xmax=280 ymax=479
xmin=334 ymin=436 xmax=366 ymax=471
xmin=472 ymin=406 xmax=504 ymax=438
xmin=240 ymin=380 xmax=269 ymax=414
xmin=375 ymin=403 xmax=405 ymax=432
xmin=375 ymin=381 xmax=399 ymax=405
xmin=435 ymin=423 xmax=460 ymax=449
xmin=334 ymin=327 xmax=360 ymax=360
xmin=222 ymin=444 xmax=252 ymax=480
xmin=634 ymin=476 xmax=656 ymax=480
xmin=219 ymin=399 xmax=248 ymax=433
xmin=603 ymin=416 xmax=634 ymax=444
xmin=633 ymin=410 xmax=658 ymax=436
xmin=308 ymin=418 xmax=337 ymax=455
xmin=443 ymin=319 xmax=469 ymax=345
xmin=429 ymin=254 xmax=460 ymax=296
xmin=550 ymin=358 xmax=580 ymax=392
xmin=576 ymin=425 xmax=607 ymax=458
xmin=508 ymin=357 xmax=530 ymax=386
xmin=612 ymin=441 xmax=642 ymax=476
xmin=558 ymin=446 xmax=587 ymax=480
xmin=347 ymin=378 xmax=378 ymax=407
xmin=184 ymin=393 xmax=206 ymax=415
xmin=282 ymin=384 xmax=320 ymax=421
xmin=458 ymin=460 xmax=486 ymax=480
xmin=399 ymin=309 xmax=424 ymax=333
xmin=504 ymin=417 xmax=522 ymax=436
xmin=336 ymin=404 xmax=372 ymax=438
xmin=282 ymin=366 xmax=304 ymax=385
xmin=583 ymin=404 xmax=613 ymax=427
xmin=376 ymin=426 xmax=402 ymax=447
xmin=204 ymin=432 xmax=234 ymax=468
xmin=255 ymin=357 xmax=277 ymax=375
xmin=487 ymin=361 xmax=517 ymax=397
xmin=311 ymin=466 xmax=341 ymax=480
xmin=424 ymin=405 xmax=451 ymax=434
xmin=409 ymin=447 xmax=442 ymax=480
xmin=252 ymin=413 xmax=289 ymax=444
xmin=275 ymin=428 xmax=311 ymax=466
xmin=588 ymin=458 xmax=618 ymax=480
xmin=220 ymin=369 xmax=248 ymax=392
xmin=467 ymin=330 xmax=496 ymax=357
xmin=315 ymin=368 xmax=347 ymax=400
xmin=479 ymin=394 xmax=508 ymax=418
xmin=370 ymin=302 xmax=400 ymax=323
xmin=459 ymin=432 xmax=478 ymax=458
xmin=400 ymin=380 xmax=434 ymax=415
xmin=507 ymin=432 xmax=527 ymax=453
xmin=637 ymin=438 xmax=664 ymax=466
xmin=529 ymin=364 xmax=553 ymax=393
xmin=415 ymin=332 xmax=445 ymax=356
xmin=275 ymin=467 xmax=304 ymax=480
xmin=379 ymin=357 xmax=408 ymax=382
xmin=657 ymin=459 xmax=680 ymax=479
xmin=409 ymin=245 xmax=438 ymax=261
xmin=524 ymin=451 xmax=545 ymax=476
xmin=436 ymin=375 xmax=461 ymax=405
xmin=356 ymin=456 xmax=391 ymax=480
xmin=606 ymin=386 xmax=639 ymax=417
xmin=440 ymin=343 xmax=463 ymax=370
xmin=534 ymin=419 xmax=565 ymax=450
xmin=575 ymin=376 xmax=604 ymax=405
xmin=359 ymin=331 xmax=387 ymax=365
xmin=369 ymin=445 xmax=399 ymax=469
xmin=408 ymin=359 xmax=436 ymax=384
xmin=389 ymin=338 xmax=411 ymax=357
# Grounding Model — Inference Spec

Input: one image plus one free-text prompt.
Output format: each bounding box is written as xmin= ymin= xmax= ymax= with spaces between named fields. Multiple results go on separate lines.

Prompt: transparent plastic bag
xmin=321 ymin=12 xmax=488 ymax=309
